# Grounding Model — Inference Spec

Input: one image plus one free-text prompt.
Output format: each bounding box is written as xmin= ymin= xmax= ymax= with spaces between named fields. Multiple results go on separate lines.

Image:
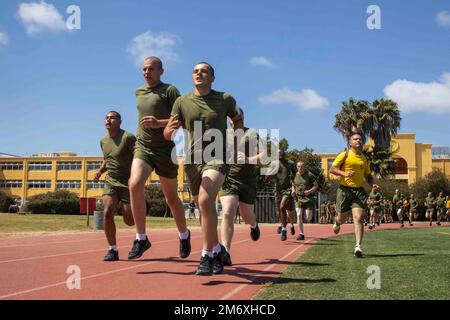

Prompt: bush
xmin=25 ymin=190 xmax=80 ymax=214
xmin=144 ymin=184 xmax=168 ymax=217
xmin=0 ymin=191 xmax=15 ymax=212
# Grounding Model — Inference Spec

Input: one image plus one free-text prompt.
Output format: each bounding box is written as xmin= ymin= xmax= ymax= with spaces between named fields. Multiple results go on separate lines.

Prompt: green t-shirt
xmin=436 ymin=196 xmax=446 ymax=208
xmin=228 ymin=127 xmax=260 ymax=179
xmin=136 ymin=82 xmax=180 ymax=149
xmin=425 ymin=196 xmax=435 ymax=209
xmin=275 ymin=159 xmax=295 ymax=192
xmin=368 ymin=191 xmax=382 ymax=209
xmin=409 ymin=198 xmax=418 ymax=211
xmin=171 ymin=90 xmax=239 ymax=163
xmin=100 ymin=129 xmax=136 ymax=188
xmin=293 ymin=170 xmax=316 ymax=203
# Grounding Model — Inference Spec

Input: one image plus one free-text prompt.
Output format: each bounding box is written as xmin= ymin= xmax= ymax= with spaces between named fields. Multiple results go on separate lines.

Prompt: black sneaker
xmin=213 ymin=246 xmax=225 ymax=274
xmin=179 ymin=229 xmax=191 ymax=258
xmin=128 ymin=237 xmax=151 ymax=259
xmin=103 ymin=249 xmax=119 ymax=261
xmin=222 ymin=249 xmax=232 ymax=266
xmin=290 ymin=225 xmax=295 ymax=235
xmin=368 ymin=225 xmax=373 ymax=230
xmin=250 ymin=224 xmax=260 ymax=241
xmin=281 ymin=229 xmax=287 ymax=241
xmin=437 ymin=222 xmax=441 ymax=226
xmin=429 ymin=222 xmax=432 ymax=226
xmin=277 ymin=225 xmax=282 ymax=234
xmin=296 ymin=234 xmax=305 ymax=241
xmin=196 ymin=256 xmax=213 ymax=276
xmin=400 ymin=223 xmax=404 ymax=228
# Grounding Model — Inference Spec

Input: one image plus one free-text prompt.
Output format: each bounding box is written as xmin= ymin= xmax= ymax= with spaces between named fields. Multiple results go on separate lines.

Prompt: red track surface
xmin=0 ymin=222 xmax=434 ymax=300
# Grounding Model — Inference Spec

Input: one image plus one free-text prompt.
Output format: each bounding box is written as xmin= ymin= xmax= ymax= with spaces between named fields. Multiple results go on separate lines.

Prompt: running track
xmin=0 ymin=222 xmax=435 ymax=300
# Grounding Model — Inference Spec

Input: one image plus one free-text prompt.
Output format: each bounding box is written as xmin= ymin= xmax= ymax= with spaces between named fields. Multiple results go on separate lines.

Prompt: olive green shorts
xmin=336 ymin=186 xmax=367 ymax=213
xmin=296 ymin=199 xmax=314 ymax=210
xmin=103 ymin=182 xmax=130 ymax=203
xmin=219 ymin=175 xmax=257 ymax=205
xmin=134 ymin=141 xmax=178 ymax=179
xmin=276 ymin=189 xmax=295 ymax=211
xmin=185 ymin=162 xmax=229 ymax=196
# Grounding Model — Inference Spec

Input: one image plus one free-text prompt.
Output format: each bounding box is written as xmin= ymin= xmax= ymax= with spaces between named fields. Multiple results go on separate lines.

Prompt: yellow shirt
xmin=331 ymin=149 xmax=370 ymax=188
xmin=446 ymin=200 xmax=450 ymax=209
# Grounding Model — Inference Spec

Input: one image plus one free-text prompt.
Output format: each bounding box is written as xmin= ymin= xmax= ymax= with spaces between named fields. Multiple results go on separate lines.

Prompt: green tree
xmin=410 ymin=170 xmax=450 ymax=203
xmin=333 ymin=98 xmax=401 ymax=179
xmin=279 ymin=138 xmax=289 ymax=152
xmin=144 ymin=184 xmax=167 ymax=217
xmin=0 ymin=191 xmax=15 ymax=212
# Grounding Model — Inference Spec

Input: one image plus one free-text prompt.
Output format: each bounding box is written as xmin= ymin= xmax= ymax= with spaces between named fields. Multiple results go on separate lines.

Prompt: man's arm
xmin=141 ymin=116 xmax=170 ymax=129
xmin=304 ymin=180 xmax=319 ymax=196
xmin=330 ymin=166 xmax=353 ymax=178
xmin=163 ymin=115 xmax=181 ymax=141
xmin=94 ymin=160 xmax=107 ymax=182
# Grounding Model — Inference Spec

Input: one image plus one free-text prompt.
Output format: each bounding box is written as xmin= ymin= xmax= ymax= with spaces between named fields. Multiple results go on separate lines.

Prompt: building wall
xmin=0 ymin=155 xmax=190 ymax=203
xmin=432 ymin=159 xmax=450 ymax=178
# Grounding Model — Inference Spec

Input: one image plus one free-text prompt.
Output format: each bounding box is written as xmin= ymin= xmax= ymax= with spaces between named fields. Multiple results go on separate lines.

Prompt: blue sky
xmin=0 ymin=0 xmax=449 ymax=156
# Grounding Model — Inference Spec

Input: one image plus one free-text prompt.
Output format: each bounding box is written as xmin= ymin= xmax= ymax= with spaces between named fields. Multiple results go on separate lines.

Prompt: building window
xmin=0 ymin=162 xmax=24 ymax=170
xmin=28 ymin=180 xmax=51 ymax=188
xmin=394 ymin=158 xmax=408 ymax=175
xmin=87 ymin=181 xmax=104 ymax=189
xmin=87 ymin=161 xmax=102 ymax=171
xmin=57 ymin=162 xmax=82 ymax=171
xmin=28 ymin=162 xmax=52 ymax=171
xmin=56 ymin=180 xmax=81 ymax=189
xmin=0 ymin=180 xmax=23 ymax=188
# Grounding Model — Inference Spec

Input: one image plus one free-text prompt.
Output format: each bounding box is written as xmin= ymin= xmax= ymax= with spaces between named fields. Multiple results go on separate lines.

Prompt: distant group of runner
xmin=94 ymin=56 xmax=450 ymax=274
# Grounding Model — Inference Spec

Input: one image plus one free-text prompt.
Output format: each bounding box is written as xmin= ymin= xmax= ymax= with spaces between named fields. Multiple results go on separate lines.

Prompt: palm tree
xmin=333 ymin=98 xmax=402 ymax=180
xmin=333 ymin=98 xmax=371 ymax=142
xmin=369 ymin=99 xmax=402 ymax=149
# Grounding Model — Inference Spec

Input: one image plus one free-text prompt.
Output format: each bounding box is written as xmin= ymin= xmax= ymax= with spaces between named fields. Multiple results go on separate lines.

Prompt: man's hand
xmin=164 ymin=115 xmax=181 ymax=140
xmin=93 ymin=171 xmax=102 ymax=182
xmin=344 ymin=171 xmax=355 ymax=178
xmin=141 ymin=116 xmax=160 ymax=129
xmin=236 ymin=152 xmax=248 ymax=164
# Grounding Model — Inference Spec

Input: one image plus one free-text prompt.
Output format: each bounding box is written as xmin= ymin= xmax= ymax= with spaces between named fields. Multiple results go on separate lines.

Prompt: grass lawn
xmin=0 ymin=213 xmax=201 ymax=235
xmin=254 ymin=226 xmax=450 ymax=300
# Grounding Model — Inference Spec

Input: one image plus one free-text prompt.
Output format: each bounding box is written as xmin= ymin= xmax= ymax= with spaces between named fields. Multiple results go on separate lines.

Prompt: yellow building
xmin=0 ymin=152 xmax=191 ymax=204
xmin=319 ymin=133 xmax=450 ymax=184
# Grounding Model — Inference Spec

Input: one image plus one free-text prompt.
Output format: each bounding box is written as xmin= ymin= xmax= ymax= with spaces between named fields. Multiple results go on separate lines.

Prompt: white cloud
xmin=127 ymin=31 xmax=181 ymax=67
xmin=0 ymin=31 xmax=8 ymax=46
xmin=436 ymin=11 xmax=450 ymax=27
xmin=250 ymin=56 xmax=275 ymax=69
xmin=259 ymin=87 xmax=329 ymax=110
xmin=384 ymin=73 xmax=450 ymax=113
xmin=18 ymin=1 xmax=66 ymax=35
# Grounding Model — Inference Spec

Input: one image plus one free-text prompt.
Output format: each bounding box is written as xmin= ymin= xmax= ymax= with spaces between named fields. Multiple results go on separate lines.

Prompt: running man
xmin=436 ymin=192 xmax=445 ymax=226
xmin=409 ymin=194 xmax=419 ymax=222
xmin=272 ymin=150 xmax=297 ymax=241
xmin=95 ymin=111 xmax=136 ymax=261
xmin=127 ymin=56 xmax=191 ymax=260
xmin=446 ymin=196 xmax=450 ymax=224
xmin=164 ymin=61 xmax=242 ymax=276
xmin=330 ymin=132 xmax=374 ymax=258
xmin=367 ymin=184 xmax=382 ymax=230
xmin=219 ymin=108 xmax=264 ymax=266
xmin=425 ymin=191 xmax=436 ymax=226
xmin=291 ymin=160 xmax=318 ymax=240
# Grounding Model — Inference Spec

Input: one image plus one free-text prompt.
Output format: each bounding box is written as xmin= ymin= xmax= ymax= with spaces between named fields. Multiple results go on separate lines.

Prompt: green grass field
xmin=0 ymin=213 xmax=201 ymax=235
xmin=254 ymin=226 xmax=450 ymax=300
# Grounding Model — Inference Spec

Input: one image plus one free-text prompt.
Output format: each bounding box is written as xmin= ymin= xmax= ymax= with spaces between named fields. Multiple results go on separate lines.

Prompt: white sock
xmin=212 ymin=243 xmax=222 ymax=255
xmin=282 ymin=227 xmax=286 ymax=231
xmin=109 ymin=245 xmax=118 ymax=251
xmin=250 ymin=224 xmax=257 ymax=229
xmin=136 ymin=233 xmax=147 ymax=241
xmin=225 ymin=246 xmax=231 ymax=253
xmin=202 ymin=250 xmax=213 ymax=258
xmin=179 ymin=230 xmax=189 ymax=240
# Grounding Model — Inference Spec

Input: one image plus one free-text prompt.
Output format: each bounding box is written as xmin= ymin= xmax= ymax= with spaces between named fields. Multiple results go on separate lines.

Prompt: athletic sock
xmin=282 ymin=227 xmax=287 ymax=231
xmin=136 ymin=233 xmax=147 ymax=241
xmin=179 ymin=230 xmax=189 ymax=240
xmin=201 ymin=250 xmax=213 ymax=258
xmin=109 ymin=245 xmax=118 ymax=252
xmin=250 ymin=224 xmax=257 ymax=229
xmin=212 ymin=243 xmax=222 ymax=255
